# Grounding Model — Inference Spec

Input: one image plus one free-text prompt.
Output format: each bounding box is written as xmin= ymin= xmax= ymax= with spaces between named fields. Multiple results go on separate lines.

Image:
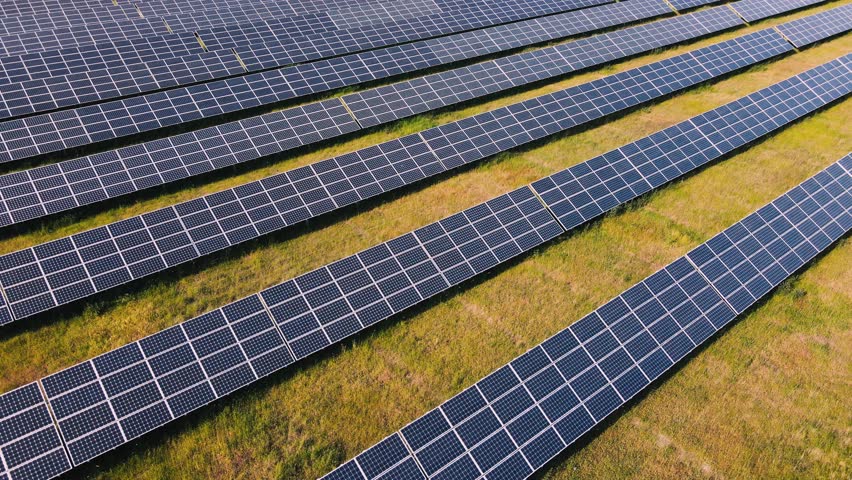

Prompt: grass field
xmin=0 ymin=2 xmax=850 ymax=479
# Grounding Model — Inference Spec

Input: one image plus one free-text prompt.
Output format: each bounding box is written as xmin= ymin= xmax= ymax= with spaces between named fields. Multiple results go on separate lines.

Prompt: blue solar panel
xmin=0 ymin=32 xmax=206 ymax=86
xmin=775 ymin=3 xmax=852 ymax=47
xmin=0 ymin=383 xmax=72 ymax=480
xmin=342 ymin=5 xmax=741 ymax=127
xmin=322 ymin=154 xmax=852 ymax=479
xmin=0 ymin=0 xmax=672 ymax=160
xmin=0 ymin=26 xmax=812 ymax=318
xmin=0 ymin=58 xmax=846 ymax=479
xmin=730 ymin=0 xmax=827 ymax=22
xmin=0 ymin=50 xmax=246 ymax=119
xmin=667 ymin=0 xmax=726 ymax=10
xmin=0 ymin=21 xmax=842 ymax=322
xmin=0 ymin=17 xmax=171 ymax=57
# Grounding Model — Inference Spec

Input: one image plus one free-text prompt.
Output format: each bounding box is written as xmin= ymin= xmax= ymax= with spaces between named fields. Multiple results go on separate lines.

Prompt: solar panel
xmin=40 ymin=302 xmax=294 ymax=466
xmin=212 ymin=0 xmax=611 ymax=65
xmin=0 ymin=50 xmax=246 ymax=119
xmin=323 ymin=154 xmax=852 ymax=480
xmin=0 ymin=0 xmax=672 ymax=159
xmin=666 ymin=0 xmax=726 ymax=10
xmin=0 ymin=5 xmax=141 ymax=36
xmin=0 ymin=383 xmax=72 ymax=480
xmin=160 ymin=1 xmax=309 ymax=33
xmin=730 ymin=0 xmax=827 ymax=22
xmin=532 ymin=57 xmax=851 ymax=229
xmin=0 ymin=39 xmax=845 ymax=330
xmin=0 ymin=58 xmax=847 ymax=479
xmin=0 ymin=32 xmax=206 ymax=86
xmin=0 ymin=17 xmax=171 ymax=57
xmin=0 ymin=17 xmax=797 ymax=234
xmin=138 ymin=0 xmax=296 ymax=17
xmin=341 ymin=6 xmax=741 ymax=127
xmin=775 ymin=3 xmax=852 ymax=47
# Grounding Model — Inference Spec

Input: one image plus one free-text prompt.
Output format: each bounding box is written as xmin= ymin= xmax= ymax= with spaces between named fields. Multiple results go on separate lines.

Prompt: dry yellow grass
xmin=0 ymin=3 xmax=849 ymax=479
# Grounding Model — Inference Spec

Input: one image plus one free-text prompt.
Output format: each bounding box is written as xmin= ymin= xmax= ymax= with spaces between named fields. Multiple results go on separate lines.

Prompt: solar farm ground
xmin=0 ymin=2 xmax=849 ymax=479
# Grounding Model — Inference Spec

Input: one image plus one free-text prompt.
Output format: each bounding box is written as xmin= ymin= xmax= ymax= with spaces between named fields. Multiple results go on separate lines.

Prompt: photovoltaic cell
xmin=0 ymin=27 xmax=843 ymax=325
xmin=0 ymin=0 xmax=705 ymax=162
xmin=0 ymin=49 xmax=246 ymax=119
xmin=41 ymin=293 xmax=294 ymax=466
xmin=0 ymin=26 xmax=809 ymax=322
xmin=342 ymin=6 xmax=742 ymax=127
xmin=0 ymin=17 xmax=171 ymax=57
xmin=0 ymin=32 xmax=205 ymax=86
xmin=0 ymin=58 xmax=846 ymax=479
xmin=0 ymin=3 xmax=809 ymax=225
xmin=775 ymin=3 xmax=852 ymax=48
xmin=730 ymin=0 xmax=826 ymax=22
xmin=0 ymin=383 xmax=72 ymax=480
xmin=323 ymin=154 xmax=852 ymax=479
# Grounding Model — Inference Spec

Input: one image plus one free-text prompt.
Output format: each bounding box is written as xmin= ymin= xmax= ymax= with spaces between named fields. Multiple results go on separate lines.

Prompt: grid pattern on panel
xmin=0 ymin=0 xmax=710 ymax=163
xmin=139 ymin=0 xmax=297 ymax=17
xmin=775 ymin=4 xmax=852 ymax=48
xmin=258 ymin=186 xmax=563 ymax=360
xmin=0 ymin=6 xmax=140 ymax=37
xmin=342 ymin=4 xmax=742 ymax=127
xmin=328 ymin=0 xmax=444 ymax=30
xmin=40 ymin=296 xmax=294 ymax=466
xmin=324 ymin=157 xmax=852 ymax=480
xmin=160 ymin=1 xmax=306 ymax=33
xmin=0 ymin=0 xmax=125 ymax=18
xmin=532 ymin=56 xmax=852 ymax=231
xmin=0 ymin=3 xmax=758 ymax=228
xmin=0 ymin=50 xmax=246 ymax=120
xmin=0 ymin=18 xmax=171 ymax=57
xmin=730 ymin=0 xmax=826 ymax=22
xmin=0 ymin=32 xmax=205 ymax=86
xmin=687 ymin=160 xmax=852 ymax=314
xmin=0 ymin=29 xmax=830 ymax=324
xmin=0 ymin=58 xmax=845 ymax=479
xmin=221 ymin=0 xmax=610 ymax=70
xmin=0 ymin=99 xmax=359 ymax=227
xmin=667 ymin=0 xmax=726 ymax=10
xmin=0 ymin=383 xmax=72 ymax=480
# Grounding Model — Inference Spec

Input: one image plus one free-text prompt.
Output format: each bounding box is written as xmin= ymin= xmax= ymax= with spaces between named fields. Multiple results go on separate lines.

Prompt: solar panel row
xmin=0 ymin=0 xmax=668 ymax=146
xmin=0 ymin=57 xmax=846 ymax=480
xmin=0 ymin=25 xmax=807 ymax=322
xmin=0 ymin=3 xmax=141 ymax=36
xmin=0 ymin=32 xmax=206 ymax=86
xmin=0 ymin=17 xmax=171 ymax=58
xmin=324 ymin=154 xmax=851 ymax=480
xmin=731 ymin=0 xmax=828 ymax=22
xmin=0 ymin=0 xmax=686 ymax=163
xmin=775 ymin=3 xmax=852 ymax=47
xmin=0 ymin=0 xmax=621 ymax=122
xmin=0 ymin=0 xmax=604 ymax=59
xmin=342 ymin=6 xmax=742 ymax=127
xmin=0 ymin=49 xmax=247 ymax=119
xmin=0 ymin=1 xmax=137 ymax=21
xmin=208 ymin=0 xmax=609 ymax=68
xmin=138 ymin=0 xmax=297 ymax=17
